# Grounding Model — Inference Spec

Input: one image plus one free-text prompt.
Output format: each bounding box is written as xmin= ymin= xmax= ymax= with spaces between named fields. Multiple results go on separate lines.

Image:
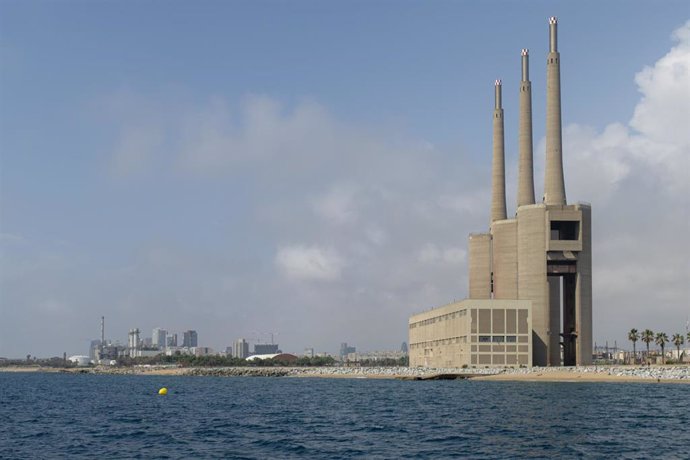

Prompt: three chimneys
xmin=491 ymin=17 xmax=566 ymax=224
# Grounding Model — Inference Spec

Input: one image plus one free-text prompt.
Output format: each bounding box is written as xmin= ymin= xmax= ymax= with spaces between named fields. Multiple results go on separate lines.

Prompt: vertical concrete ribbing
xmin=491 ymin=80 xmax=507 ymax=223
xmin=544 ymin=17 xmax=566 ymax=205
xmin=468 ymin=233 xmax=492 ymax=299
xmin=518 ymin=49 xmax=535 ymax=207
xmin=491 ymin=220 xmax=518 ymax=299
xmin=576 ymin=204 xmax=593 ymax=365
xmin=517 ymin=205 xmax=548 ymax=366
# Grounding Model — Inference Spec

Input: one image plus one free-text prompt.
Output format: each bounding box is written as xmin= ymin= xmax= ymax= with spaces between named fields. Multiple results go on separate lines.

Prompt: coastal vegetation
xmin=1 ymin=354 xmax=409 ymax=369
xmin=672 ymin=334 xmax=684 ymax=362
xmin=655 ymin=333 xmax=669 ymax=364
xmin=641 ymin=329 xmax=655 ymax=361
xmin=626 ymin=329 xmax=686 ymax=365
xmin=628 ymin=329 xmax=638 ymax=362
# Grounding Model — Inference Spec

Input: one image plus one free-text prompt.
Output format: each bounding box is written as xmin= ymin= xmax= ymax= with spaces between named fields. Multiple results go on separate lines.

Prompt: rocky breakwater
xmin=184 ymin=367 xmax=292 ymax=377
xmin=287 ymin=366 xmax=502 ymax=379
xmin=496 ymin=365 xmax=690 ymax=381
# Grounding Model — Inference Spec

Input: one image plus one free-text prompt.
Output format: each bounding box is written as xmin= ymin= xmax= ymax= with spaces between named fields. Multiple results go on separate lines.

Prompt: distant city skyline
xmin=1 ymin=2 xmax=689 ymax=358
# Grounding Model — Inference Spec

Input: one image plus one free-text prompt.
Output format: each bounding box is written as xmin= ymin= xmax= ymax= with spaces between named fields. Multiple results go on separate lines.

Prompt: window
xmin=478 ymin=336 xmax=491 ymax=343
xmin=518 ymin=310 xmax=529 ymax=334
xmin=506 ymin=309 xmax=517 ymax=333
xmin=492 ymin=309 xmax=505 ymax=334
xmin=506 ymin=336 xmax=517 ymax=343
xmin=550 ymin=220 xmax=579 ymax=240
xmin=479 ymin=309 xmax=491 ymax=334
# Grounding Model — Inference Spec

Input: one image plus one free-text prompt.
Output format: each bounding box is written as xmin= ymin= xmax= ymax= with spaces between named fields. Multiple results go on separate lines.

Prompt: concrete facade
xmin=468 ymin=233 xmax=492 ymax=299
xmin=491 ymin=80 xmax=507 ymax=223
xmin=544 ymin=17 xmax=566 ymax=206
xmin=409 ymin=300 xmax=532 ymax=368
xmin=517 ymin=49 xmax=535 ymax=208
xmin=408 ymin=17 xmax=592 ymax=368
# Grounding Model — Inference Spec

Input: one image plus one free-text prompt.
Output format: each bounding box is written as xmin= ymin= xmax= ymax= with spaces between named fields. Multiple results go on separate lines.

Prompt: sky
xmin=1 ymin=1 xmax=689 ymax=358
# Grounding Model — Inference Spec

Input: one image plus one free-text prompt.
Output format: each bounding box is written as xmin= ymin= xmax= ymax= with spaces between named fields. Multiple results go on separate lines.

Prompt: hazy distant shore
xmin=3 ymin=364 xmax=690 ymax=383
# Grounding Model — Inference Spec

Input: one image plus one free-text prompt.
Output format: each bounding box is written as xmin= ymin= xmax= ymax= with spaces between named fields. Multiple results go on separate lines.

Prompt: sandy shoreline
xmin=2 ymin=365 xmax=689 ymax=383
xmin=472 ymin=371 xmax=689 ymax=384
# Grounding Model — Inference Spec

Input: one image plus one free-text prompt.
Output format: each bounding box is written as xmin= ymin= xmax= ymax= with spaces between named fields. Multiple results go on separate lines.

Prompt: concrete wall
xmin=409 ymin=299 xmax=532 ymax=368
xmin=491 ymin=219 xmax=518 ymax=299
xmin=575 ymin=203 xmax=593 ymax=365
xmin=516 ymin=204 xmax=549 ymax=365
xmin=468 ymin=233 xmax=492 ymax=299
xmin=409 ymin=301 xmax=471 ymax=368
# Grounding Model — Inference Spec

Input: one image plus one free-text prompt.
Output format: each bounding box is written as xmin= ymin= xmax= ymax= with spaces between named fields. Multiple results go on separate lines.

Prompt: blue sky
xmin=1 ymin=1 xmax=689 ymax=358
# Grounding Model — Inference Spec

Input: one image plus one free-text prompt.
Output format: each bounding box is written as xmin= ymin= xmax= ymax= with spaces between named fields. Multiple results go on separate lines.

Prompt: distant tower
xmin=101 ymin=316 xmax=105 ymax=345
xmin=544 ymin=16 xmax=566 ymax=205
xmin=517 ymin=49 xmax=535 ymax=207
xmin=233 ymin=338 xmax=249 ymax=359
xmin=491 ymin=79 xmax=507 ymax=223
xmin=128 ymin=328 xmax=141 ymax=358
xmin=183 ymin=330 xmax=198 ymax=348
xmin=152 ymin=328 xmax=167 ymax=349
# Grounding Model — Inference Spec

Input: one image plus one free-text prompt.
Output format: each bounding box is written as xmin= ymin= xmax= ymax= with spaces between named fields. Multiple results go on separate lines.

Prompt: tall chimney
xmin=517 ymin=49 xmax=535 ymax=207
xmin=544 ymin=16 xmax=566 ymax=205
xmin=491 ymin=79 xmax=507 ymax=223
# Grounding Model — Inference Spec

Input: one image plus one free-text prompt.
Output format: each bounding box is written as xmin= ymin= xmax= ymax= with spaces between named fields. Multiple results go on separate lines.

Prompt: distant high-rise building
xmin=304 ymin=348 xmax=315 ymax=358
xmin=254 ymin=344 xmax=280 ymax=355
xmin=128 ymin=328 xmax=140 ymax=358
xmin=183 ymin=330 xmax=198 ymax=348
xmin=166 ymin=333 xmax=178 ymax=348
xmin=339 ymin=342 xmax=356 ymax=360
xmin=89 ymin=339 xmax=102 ymax=360
xmin=401 ymin=342 xmax=408 ymax=354
xmin=152 ymin=328 xmax=167 ymax=349
xmin=233 ymin=338 xmax=249 ymax=359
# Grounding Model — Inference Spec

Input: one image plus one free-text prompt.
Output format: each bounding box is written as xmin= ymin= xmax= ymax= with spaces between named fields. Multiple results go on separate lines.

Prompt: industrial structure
xmin=233 ymin=338 xmax=250 ymax=359
xmin=409 ymin=17 xmax=592 ymax=368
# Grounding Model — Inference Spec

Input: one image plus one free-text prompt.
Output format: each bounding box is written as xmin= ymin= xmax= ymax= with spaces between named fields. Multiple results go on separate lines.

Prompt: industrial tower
xmin=467 ymin=17 xmax=592 ymax=366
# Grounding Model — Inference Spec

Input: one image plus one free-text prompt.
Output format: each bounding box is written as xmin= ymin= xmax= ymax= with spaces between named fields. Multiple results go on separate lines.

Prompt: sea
xmin=1 ymin=373 xmax=689 ymax=459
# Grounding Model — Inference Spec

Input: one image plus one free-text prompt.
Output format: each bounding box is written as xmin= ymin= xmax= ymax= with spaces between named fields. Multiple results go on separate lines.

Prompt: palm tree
xmin=628 ymin=329 xmax=639 ymax=364
xmin=672 ymin=334 xmax=685 ymax=363
xmin=641 ymin=329 xmax=654 ymax=363
xmin=655 ymin=332 xmax=669 ymax=364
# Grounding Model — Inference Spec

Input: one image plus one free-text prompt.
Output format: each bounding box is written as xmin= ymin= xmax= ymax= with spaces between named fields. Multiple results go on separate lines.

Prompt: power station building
xmin=409 ymin=17 xmax=592 ymax=368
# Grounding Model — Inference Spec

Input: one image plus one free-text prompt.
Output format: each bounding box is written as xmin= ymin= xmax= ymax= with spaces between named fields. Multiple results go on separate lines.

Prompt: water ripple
xmin=1 ymin=373 xmax=689 ymax=459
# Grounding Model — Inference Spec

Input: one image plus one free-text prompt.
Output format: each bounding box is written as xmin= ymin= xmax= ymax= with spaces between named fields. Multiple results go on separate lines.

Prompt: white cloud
xmin=417 ymin=243 xmax=466 ymax=265
xmin=631 ymin=21 xmax=690 ymax=147
xmin=559 ymin=21 xmax=690 ymax=340
xmin=313 ymin=184 xmax=360 ymax=225
xmin=564 ymin=20 xmax=690 ymax=198
xmin=8 ymin=22 xmax=687 ymax=358
xmin=275 ymin=245 xmax=345 ymax=281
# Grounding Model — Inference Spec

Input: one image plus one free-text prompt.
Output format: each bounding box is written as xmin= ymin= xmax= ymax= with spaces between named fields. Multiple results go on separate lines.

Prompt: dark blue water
xmin=1 ymin=373 xmax=689 ymax=459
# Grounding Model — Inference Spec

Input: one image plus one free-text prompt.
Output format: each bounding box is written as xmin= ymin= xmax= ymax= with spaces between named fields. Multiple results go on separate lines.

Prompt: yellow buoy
xmin=158 ymin=387 xmax=168 ymax=395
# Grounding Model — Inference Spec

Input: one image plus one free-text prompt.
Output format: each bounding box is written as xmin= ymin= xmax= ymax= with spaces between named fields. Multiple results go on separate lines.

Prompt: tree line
xmin=627 ymin=329 xmax=688 ymax=364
